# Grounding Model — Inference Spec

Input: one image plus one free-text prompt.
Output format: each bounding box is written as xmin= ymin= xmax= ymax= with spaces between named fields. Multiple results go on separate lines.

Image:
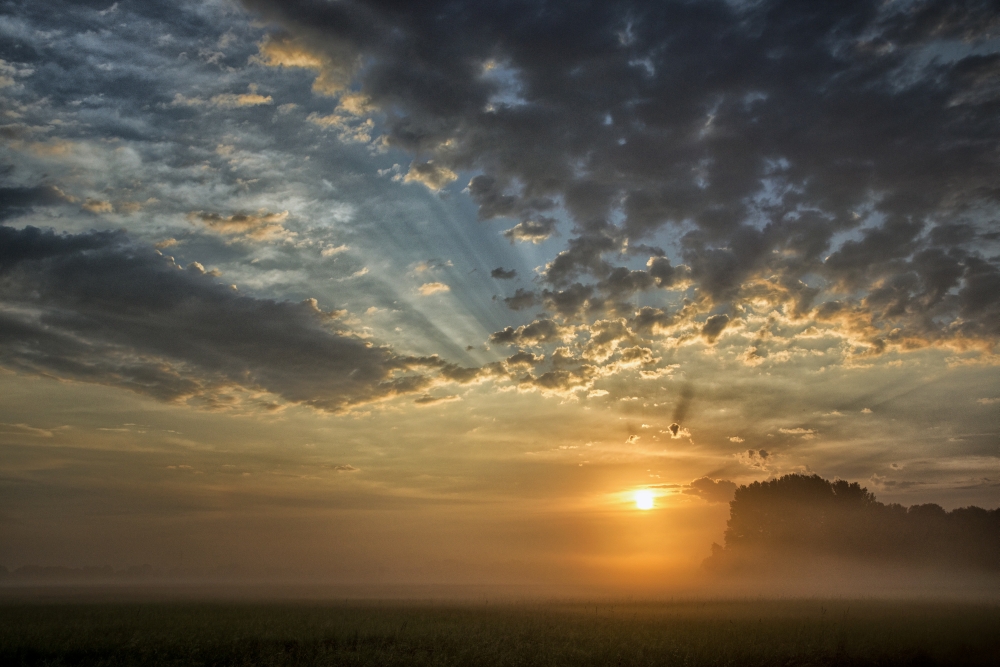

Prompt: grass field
xmin=1 ymin=598 xmax=998 ymax=666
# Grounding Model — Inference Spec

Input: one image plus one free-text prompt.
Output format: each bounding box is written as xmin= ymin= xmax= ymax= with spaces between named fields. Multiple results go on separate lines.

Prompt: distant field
xmin=2 ymin=598 xmax=998 ymax=666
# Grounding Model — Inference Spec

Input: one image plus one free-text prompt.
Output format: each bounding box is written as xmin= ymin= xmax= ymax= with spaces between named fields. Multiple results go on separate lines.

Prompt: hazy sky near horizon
xmin=1 ymin=0 xmax=1000 ymax=585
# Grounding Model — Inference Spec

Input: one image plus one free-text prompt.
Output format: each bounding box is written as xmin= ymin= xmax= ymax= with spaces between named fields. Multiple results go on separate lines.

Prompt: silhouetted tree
xmin=706 ymin=474 xmax=1000 ymax=571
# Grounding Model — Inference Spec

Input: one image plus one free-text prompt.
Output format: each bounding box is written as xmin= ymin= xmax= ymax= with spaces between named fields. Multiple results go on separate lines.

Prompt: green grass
xmin=1 ymin=599 xmax=998 ymax=666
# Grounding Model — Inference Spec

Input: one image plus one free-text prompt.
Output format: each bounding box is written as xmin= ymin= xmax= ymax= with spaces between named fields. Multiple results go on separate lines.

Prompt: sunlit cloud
xmin=418 ymin=282 xmax=450 ymax=296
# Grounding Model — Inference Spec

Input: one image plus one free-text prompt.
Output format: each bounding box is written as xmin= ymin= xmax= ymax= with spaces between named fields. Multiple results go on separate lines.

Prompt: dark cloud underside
xmin=0 ymin=226 xmax=439 ymax=412
xmin=243 ymin=0 xmax=1000 ymax=349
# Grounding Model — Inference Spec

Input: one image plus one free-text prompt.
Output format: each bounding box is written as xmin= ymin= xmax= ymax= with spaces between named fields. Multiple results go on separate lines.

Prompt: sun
xmin=634 ymin=489 xmax=654 ymax=510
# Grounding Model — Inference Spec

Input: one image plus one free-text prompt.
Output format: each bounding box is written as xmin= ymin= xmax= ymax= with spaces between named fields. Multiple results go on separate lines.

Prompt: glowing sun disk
xmin=634 ymin=489 xmax=654 ymax=510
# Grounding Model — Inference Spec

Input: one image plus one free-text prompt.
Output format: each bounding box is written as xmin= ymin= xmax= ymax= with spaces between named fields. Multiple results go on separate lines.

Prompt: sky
xmin=1 ymin=0 xmax=999 ymax=589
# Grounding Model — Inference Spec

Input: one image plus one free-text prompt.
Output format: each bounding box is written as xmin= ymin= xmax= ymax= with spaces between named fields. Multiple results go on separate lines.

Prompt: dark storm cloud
xmin=490 ymin=267 xmax=517 ymax=280
xmin=243 ymin=0 xmax=1000 ymax=347
xmin=0 ymin=225 xmax=443 ymax=412
xmin=0 ymin=186 xmax=72 ymax=221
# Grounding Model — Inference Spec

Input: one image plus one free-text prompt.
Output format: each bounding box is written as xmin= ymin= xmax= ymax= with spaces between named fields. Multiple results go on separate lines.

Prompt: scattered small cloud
xmin=321 ymin=244 xmax=348 ymax=257
xmin=187 ymin=210 xmax=290 ymax=240
xmin=737 ymin=448 xmax=770 ymax=469
xmin=210 ymin=88 xmax=273 ymax=108
xmin=503 ymin=217 xmax=557 ymax=244
xmin=700 ymin=314 xmax=730 ymax=343
xmin=491 ymin=267 xmax=517 ymax=280
xmin=418 ymin=282 xmax=450 ymax=295
xmin=662 ymin=423 xmax=690 ymax=439
xmin=402 ymin=161 xmax=457 ymax=191
xmin=82 ymin=198 xmax=113 ymax=214
xmin=778 ymin=427 xmax=817 ymax=439
xmin=414 ymin=394 xmax=461 ymax=406
xmin=0 ymin=423 xmax=54 ymax=438
xmin=503 ymin=288 xmax=537 ymax=311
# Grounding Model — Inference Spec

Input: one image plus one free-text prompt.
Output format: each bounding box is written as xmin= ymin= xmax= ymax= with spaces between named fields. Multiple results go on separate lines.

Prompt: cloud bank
xmin=243 ymin=0 xmax=1000 ymax=356
xmin=0 ymin=225 xmax=445 ymax=412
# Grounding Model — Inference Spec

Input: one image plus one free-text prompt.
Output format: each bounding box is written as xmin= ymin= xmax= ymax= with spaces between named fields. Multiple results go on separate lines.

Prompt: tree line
xmin=704 ymin=474 xmax=1000 ymax=571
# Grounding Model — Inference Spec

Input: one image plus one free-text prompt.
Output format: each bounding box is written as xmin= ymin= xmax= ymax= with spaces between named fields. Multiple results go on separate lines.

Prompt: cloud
xmin=187 ymin=210 xmax=291 ymax=240
xmin=418 ymin=282 xmax=450 ymax=296
xmin=612 ymin=345 xmax=659 ymax=370
xmin=0 ymin=225 xmax=450 ymax=413
xmin=504 ymin=351 xmax=543 ymax=370
xmin=503 ymin=288 xmax=537 ymax=311
xmin=0 ymin=423 xmax=54 ymax=438
xmin=402 ymin=161 xmax=457 ymax=192
xmin=503 ymin=217 xmax=557 ymax=244
xmin=413 ymin=394 xmax=461 ymax=406
xmin=0 ymin=59 xmax=21 ymax=88
xmin=321 ymin=244 xmax=349 ymax=257
xmin=778 ymin=427 xmax=818 ymax=439
xmin=684 ymin=477 xmax=738 ymax=504
xmin=582 ymin=318 xmax=637 ymax=362
xmin=307 ymin=113 xmax=375 ymax=142
xmin=170 ymin=93 xmax=205 ymax=107
xmin=660 ymin=423 xmax=686 ymax=440
xmin=81 ymin=199 xmax=113 ymax=214
xmin=700 ymin=314 xmax=730 ymax=344
xmin=0 ymin=186 xmax=74 ymax=221
xmin=489 ymin=319 xmax=574 ymax=346
xmin=521 ymin=370 xmax=596 ymax=396
xmin=736 ymin=449 xmax=771 ymax=469
xmin=490 ymin=267 xmax=516 ymax=280
xmin=241 ymin=0 xmax=1000 ymax=355
xmin=253 ymin=33 xmax=355 ymax=96
xmin=632 ymin=307 xmax=674 ymax=336
xmin=337 ymin=92 xmax=375 ymax=116
xmin=541 ymin=283 xmax=596 ymax=319
xmin=210 ymin=89 xmax=273 ymax=108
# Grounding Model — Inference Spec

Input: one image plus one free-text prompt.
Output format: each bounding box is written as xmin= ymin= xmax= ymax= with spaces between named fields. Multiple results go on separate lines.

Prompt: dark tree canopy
xmin=706 ymin=474 xmax=1000 ymax=572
